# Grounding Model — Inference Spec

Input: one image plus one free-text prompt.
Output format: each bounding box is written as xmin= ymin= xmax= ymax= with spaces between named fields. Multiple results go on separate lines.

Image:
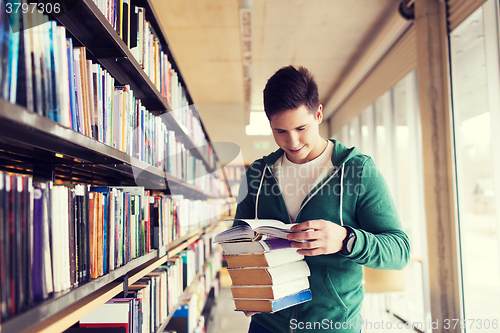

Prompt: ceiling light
xmin=246 ymin=112 xmax=271 ymax=136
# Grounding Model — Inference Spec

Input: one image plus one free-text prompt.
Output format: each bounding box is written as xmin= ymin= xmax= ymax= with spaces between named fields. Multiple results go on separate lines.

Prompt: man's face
xmin=269 ymin=104 xmax=324 ymax=164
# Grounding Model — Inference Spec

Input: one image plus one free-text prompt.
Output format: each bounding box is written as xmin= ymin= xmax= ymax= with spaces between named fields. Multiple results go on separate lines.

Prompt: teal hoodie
xmin=234 ymin=139 xmax=410 ymax=333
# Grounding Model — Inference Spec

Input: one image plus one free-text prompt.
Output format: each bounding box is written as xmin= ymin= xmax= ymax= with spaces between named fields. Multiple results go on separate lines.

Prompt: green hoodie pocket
xmin=302 ymin=265 xmax=348 ymax=329
xmin=324 ymin=269 xmax=348 ymax=324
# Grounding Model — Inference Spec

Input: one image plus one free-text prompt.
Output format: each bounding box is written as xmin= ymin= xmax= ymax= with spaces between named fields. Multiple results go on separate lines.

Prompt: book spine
xmin=84 ymin=186 xmax=91 ymax=283
xmin=31 ymin=183 xmax=43 ymax=303
xmin=69 ymin=189 xmax=76 ymax=288
xmin=43 ymin=183 xmax=53 ymax=296
xmin=0 ymin=173 xmax=8 ymax=320
xmin=102 ymin=194 xmax=108 ymax=275
xmin=89 ymin=192 xmax=96 ymax=279
xmin=13 ymin=175 xmax=23 ymax=312
xmin=97 ymin=193 xmax=103 ymax=277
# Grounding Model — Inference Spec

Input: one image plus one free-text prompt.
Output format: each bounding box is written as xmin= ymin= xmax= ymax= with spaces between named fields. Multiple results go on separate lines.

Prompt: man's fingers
xmin=296 ymin=247 xmax=325 ymax=256
xmin=290 ymin=220 xmax=323 ymax=232
xmin=287 ymin=230 xmax=319 ymax=242
xmin=291 ymin=240 xmax=320 ymax=250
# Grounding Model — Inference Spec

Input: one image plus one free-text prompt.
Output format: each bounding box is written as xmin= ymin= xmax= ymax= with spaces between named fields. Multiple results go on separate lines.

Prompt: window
xmin=450 ymin=1 xmax=500 ymax=329
xmin=333 ymin=70 xmax=429 ymax=330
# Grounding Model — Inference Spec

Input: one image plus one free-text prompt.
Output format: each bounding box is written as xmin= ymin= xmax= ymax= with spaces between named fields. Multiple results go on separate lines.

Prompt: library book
xmin=214 ymin=218 xmax=294 ymax=242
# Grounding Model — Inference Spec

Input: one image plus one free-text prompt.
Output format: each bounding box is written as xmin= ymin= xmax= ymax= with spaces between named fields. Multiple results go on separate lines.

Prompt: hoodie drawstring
xmin=255 ymin=163 xmax=345 ymax=226
xmin=255 ymin=167 xmax=267 ymax=219
xmin=340 ymin=164 xmax=345 ymax=226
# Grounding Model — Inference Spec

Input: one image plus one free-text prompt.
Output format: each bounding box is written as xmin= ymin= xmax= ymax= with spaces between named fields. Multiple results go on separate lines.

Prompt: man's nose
xmin=288 ymin=132 xmax=299 ymax=148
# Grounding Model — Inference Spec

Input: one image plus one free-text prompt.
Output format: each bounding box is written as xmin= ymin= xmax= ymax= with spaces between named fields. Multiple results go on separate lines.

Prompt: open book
xmin=214 ymin=219 xmax=294 ymax=243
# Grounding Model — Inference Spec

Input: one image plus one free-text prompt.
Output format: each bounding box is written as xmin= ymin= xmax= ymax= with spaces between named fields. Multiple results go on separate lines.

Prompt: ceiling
xmin=151 ymin=0 xmax=402 ymax=165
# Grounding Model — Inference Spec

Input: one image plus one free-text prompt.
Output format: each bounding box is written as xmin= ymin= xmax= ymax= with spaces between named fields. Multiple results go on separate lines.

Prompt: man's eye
xmin=297 ymin=127 xmax=305 ymax=131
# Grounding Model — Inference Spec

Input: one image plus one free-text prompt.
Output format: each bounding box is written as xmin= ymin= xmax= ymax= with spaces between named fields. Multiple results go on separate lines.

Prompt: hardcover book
xmin=233 ymin=289 xmax=312 ymax=313
xmin=230 ymin=277 xmax=310 ymax=300
xmin=219 ymin=237 xmax=294 ymax=255
xmin=80 ymin=300 xmax=132 ymax=333
xmin=224 ymin=248 xmax=303 ymax=268
xmin=227 ymin=260 xmax=310 ymax=286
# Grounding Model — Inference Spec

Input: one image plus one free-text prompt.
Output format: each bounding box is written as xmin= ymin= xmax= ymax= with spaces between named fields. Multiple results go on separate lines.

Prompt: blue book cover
xmin=67 ymin=38 xmax=78 ymax=131
xmin=45 ymin=21 xmax=57 ymax=122
xmin=271 ymin=289 xmax=312 ymax=312
xmin=0 ymin=1 xmax=4 ymax=89
xmin=234 ymin=289 xmax=312 ymax=313
xmin=7 ymin=1 xmax=20 ymax=104
xmin=49 ymin=21 xmax=60 ymax=123
xmin=1 ymin=0 xmax=11 ymax=100
xmin=90 ymin=186 xmax=110 ymax=194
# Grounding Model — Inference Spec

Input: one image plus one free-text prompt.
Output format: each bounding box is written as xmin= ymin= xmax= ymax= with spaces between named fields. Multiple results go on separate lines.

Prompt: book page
xmin=233 ymin=219 xmax=293 ymax=230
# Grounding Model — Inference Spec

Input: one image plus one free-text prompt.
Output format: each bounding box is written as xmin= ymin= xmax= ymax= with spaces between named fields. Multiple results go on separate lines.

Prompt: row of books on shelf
xmin=0 ymin=170 xmax=225 ymax=324
xmin=77 ymin=256 xmax=175 ymax=333
xmin=91 ymin=0 xmax=215 ymax=155
xmin=215 ymin=219 xmax=313 ymax=313
xmin=73 ymin=236 xmax=223 ymax=333
xmin=166 ymin=245 xmax=222 ymax=333
xmin=0 ymin=1 xmax=223 ymax=196
xmin=91 ymin=0 xmax=186 ymax=111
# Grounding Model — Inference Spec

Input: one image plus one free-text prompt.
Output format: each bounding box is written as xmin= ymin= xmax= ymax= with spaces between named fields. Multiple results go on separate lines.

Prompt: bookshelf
xmin=53 ymin=0 xmax=215 ymax=171
xmin=0 ymin=100 xmax=218 ymax=198
xmin=0 ymin=0 xmax=230 ymax=332
xmin=159 ymin=248 xmax=222 ymax=333
xmin=0 ymin=222 xmax=222 ymax=333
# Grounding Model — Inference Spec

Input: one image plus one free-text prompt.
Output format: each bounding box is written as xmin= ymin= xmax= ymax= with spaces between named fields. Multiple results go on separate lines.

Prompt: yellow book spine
xmin=119 ymin=0 xmax=123 ymax=39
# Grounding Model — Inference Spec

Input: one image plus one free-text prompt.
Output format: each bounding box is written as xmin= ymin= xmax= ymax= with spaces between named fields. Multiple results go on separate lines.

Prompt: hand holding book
xmin=215 ymin=218 xmax=313 ymax=313
xmin=287 ymin=219 xmax=349 ymax=256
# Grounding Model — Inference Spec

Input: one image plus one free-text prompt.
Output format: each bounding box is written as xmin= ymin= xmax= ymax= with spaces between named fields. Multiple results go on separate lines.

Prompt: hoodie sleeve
xmin=344 ymin=157 xmax=410 ymax=270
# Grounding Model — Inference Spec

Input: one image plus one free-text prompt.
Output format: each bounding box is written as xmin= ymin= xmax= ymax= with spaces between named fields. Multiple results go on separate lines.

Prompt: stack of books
xmin=214 ymin=219 xmax=312 ymax=313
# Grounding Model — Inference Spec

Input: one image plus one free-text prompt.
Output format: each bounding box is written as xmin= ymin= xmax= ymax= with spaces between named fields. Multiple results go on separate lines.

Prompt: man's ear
xmin=316 ymin=105 xmax=323 ymax=124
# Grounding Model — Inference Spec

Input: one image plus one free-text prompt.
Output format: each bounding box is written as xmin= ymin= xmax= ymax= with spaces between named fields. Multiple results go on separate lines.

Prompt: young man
xmin=234 ymin=66 xmax=410 ymax=333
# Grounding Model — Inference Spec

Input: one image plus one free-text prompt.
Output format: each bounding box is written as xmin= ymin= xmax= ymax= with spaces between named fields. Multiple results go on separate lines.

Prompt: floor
xmin=205 ymin=270 xmax=420 ymax=333
xmin=206 ymin=268 xmax=251 ymax=333
xmin=206 ymin=287 xmax=251 ymax=333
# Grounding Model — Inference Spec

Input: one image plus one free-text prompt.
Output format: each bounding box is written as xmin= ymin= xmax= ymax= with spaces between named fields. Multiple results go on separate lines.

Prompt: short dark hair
xmin=263 ymin=65 xmax=320 ymax=119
